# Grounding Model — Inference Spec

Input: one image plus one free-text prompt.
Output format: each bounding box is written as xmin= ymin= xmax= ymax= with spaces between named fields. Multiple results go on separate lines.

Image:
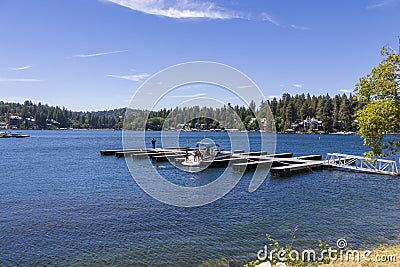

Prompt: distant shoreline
xmin=5 ymin=128 xmax=358 ymax=134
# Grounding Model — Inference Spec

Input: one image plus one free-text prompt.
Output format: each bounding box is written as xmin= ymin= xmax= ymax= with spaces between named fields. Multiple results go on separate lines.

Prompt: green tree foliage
xmin=1 ymin=92 xmax=360 ymax=132
xmin=267 ymin=93 xmax=357 ymax=133
xmin=145 ymin=117 xmax=165 ymax=131
xmin=355 ymin=47 xmax=400 ymax=157
xmin=0 ymin=101 xmax=125 ymax=129
xmin=339 ymin=94 xmax=352 ymax=131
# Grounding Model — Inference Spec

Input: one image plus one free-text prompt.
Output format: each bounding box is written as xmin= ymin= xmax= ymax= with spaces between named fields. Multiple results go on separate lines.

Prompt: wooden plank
xmin=271 ymin=160 xmax=326 ymax=177
xmin=100 ymin=149 xmax=142 ymax=156
xmin=151 ymin=153 xmax=187 ymax=162
xmin=296 ymin=155 xmax=322 ymax=161
xmin=232 ymin=159 xmax=274 ymax=172
xmin=115 ymin=150 xmax=150 ymax=158
xmin=237 ymin=151 xmax=268 ymax=156
xmin=132 ymin=153 xmax=159 ymax=159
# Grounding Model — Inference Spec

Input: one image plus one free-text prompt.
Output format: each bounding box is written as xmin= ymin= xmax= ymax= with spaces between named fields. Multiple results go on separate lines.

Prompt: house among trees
xmin=0 ymin=93 xmax=359 ymax=133
xmin=47 ymin=119 xmax=60 ymax=128
xmin=25 ymin=117 xmax=36 ymax=128
xmin=8 ymin=116 xmax=24 ymax=129
xmin=296 ymin=117 xmax=323 ymax=132
xmin=0 ymin=101 xmax=124 ymax=130
xmin=0 ymin=121 xmax=6 ymax=129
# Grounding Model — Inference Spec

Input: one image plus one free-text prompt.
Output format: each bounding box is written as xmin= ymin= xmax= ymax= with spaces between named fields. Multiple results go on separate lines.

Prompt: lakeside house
xmin=47 ymin=119 xmax=60 ymax=128
xmin=0 ymin=121 xmax=7 ymax=129
xmin=0 ymin=115 xmax=61 ymax=130
xmin=297 ymin=117 xmax=323 ymax=132
xmin=8 ymin=116 xmax=24 ymax=129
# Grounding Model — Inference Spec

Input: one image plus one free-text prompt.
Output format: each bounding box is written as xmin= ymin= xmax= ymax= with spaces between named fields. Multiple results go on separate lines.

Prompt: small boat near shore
xmin=0 ymin=131 xmax=30 ymax=138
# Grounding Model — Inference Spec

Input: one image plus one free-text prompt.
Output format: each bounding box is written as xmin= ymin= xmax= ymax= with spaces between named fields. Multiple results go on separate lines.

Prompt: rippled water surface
xmin=0 ymin=130 xmax=399 ymax=266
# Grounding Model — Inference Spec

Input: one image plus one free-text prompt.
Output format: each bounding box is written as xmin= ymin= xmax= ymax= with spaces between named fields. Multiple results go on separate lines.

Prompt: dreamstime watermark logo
xmin=257 ymin=238 xmax=397 ymax=265
xmin=122 ymin=62 xmax=276 ymax=207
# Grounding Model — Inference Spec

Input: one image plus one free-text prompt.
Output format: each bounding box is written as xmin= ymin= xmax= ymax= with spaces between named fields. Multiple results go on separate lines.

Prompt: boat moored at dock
xmin=180 ymin=140 xmax=231 ymax=168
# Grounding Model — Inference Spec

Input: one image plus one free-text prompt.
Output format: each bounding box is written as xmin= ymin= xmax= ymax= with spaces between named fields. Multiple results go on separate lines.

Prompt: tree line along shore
xmin=1 ymin=93 xmax=357 ymax=133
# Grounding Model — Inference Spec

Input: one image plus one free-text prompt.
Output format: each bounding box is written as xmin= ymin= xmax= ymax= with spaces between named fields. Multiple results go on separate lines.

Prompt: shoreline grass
xmin=198 ymin=244 xmax=400 ymax=267
xmin=251 ymin=245 xmax=400 ymax=267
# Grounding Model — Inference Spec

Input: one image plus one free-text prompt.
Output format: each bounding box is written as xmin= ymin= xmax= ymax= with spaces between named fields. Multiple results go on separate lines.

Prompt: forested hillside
xmin=0 ymin=93 xmax=358 ymax=132
xmin=0 ymin=100 xmax=125 ymax=129
xmin=269 ymin=93 xmax=358 ymax=132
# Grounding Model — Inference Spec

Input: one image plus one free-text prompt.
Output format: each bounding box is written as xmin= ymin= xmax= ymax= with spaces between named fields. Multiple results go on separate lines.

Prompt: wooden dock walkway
xmin=231 ymin=154 xmax=326 ymax=176
xmin=100 ymin=147 xmax=189 ymax=157
xmin=101 ymin=147 xmax=329 ymax=177
xmin=101 ymin=148 xmax=400 ymax=178
xmin=270 ymin=158 xmax=326 ymax=177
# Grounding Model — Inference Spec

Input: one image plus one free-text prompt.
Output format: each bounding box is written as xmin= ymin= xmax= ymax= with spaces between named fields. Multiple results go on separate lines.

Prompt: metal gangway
xmin=325 ymin=153 xmax=399 ymax=176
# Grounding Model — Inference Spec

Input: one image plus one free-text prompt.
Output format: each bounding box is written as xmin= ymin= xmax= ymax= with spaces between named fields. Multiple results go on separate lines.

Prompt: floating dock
xmin=101 ymin=148 xmax=330 ymax=177
xmin=100 ymin=147 xmax=189 ymax=157
xmin=269 ymin=156 xmax=326 ymax=177
xmin=101 ymin=149 xmax=399 ymax=177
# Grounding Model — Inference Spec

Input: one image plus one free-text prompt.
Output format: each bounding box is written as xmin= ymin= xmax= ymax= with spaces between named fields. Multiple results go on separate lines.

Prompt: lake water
xmin=0 ymin=130 xmax=399 ymax=266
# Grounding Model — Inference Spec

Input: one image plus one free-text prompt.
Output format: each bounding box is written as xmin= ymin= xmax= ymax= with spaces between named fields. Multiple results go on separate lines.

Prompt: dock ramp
xmin=325 ymin=153 xmax=399 ymax=176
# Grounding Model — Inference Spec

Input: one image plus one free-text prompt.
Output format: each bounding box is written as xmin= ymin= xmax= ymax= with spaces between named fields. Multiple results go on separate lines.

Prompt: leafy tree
xmin=355 ymin=47 xmax=400 ymax=157
xmin=146 ymin=117 xmax=165 ymax=130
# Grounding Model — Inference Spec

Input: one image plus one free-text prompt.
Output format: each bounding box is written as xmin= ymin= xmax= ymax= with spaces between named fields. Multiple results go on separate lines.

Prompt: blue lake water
xmin=0 ymin=130 xmax=399 ymax=266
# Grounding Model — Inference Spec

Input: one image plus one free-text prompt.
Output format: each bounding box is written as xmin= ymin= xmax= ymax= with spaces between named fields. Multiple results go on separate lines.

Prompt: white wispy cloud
xmin=0 ymin=77 xmax=41 ymax=83
xmin=293 ymin=83 xmax=304 ymax=88
xmin=73 ymin=50 xmax=128 ymax=58
xmin=261 ymin=14 xmax=309 ymax=29
xmin=106 ymin=73 xmax=149 ymax=81
xmin=339 ymin=89 xmax=353 ymax=93
xmin=260 ymin=12 xmax=280 ymax=26
xmin=8 ymin=65 xmax=33 ymax=71
xmin=367 ymin=0 xmax=395 ymax=9
xmin=168 ymin=93 xmax=208 ymax=98
xmin=290 ymin=24 xmax=309 ymax=30
xmin=103 ymin=0 xmax=240 ymax=19
xmin=102 ymin=0 xmax=309 ymax=29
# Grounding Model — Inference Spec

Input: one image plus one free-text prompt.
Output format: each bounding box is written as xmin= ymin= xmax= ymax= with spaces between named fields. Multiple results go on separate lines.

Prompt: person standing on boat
xmin=194 ymin=149 xmax=201 ymax=162
xmin=151 ymin=138 xmax=156 ymax=149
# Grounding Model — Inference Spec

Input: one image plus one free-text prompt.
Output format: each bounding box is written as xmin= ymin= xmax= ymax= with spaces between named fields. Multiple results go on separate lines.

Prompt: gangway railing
xmin=325 ymin=153 xmax=399 ymax=176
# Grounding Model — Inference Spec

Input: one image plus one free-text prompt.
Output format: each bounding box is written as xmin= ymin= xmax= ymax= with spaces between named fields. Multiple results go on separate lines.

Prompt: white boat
xmin=0 ymin=131 xmax=30 ymax=138
xmin=180 ymin=141 xmax=230 ymax=167
xmin=181 ymin=154 xmax=201 ymax=167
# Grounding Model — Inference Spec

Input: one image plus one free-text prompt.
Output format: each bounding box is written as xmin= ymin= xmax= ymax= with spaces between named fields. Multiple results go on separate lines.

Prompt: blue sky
xmin=0 ymin=0 xmax=399 ymax=111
